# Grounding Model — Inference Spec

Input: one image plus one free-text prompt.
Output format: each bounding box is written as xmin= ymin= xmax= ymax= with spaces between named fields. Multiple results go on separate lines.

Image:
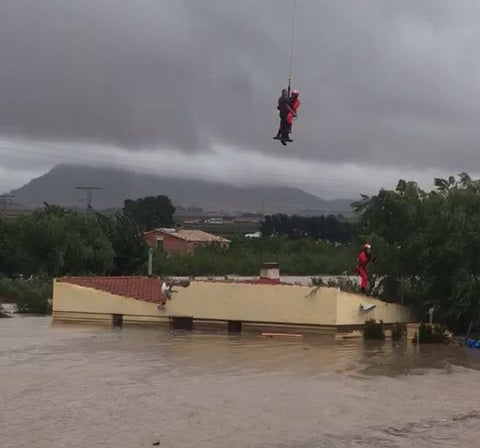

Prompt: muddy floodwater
xmin=2 ymin=317 xmax=480 ymax=448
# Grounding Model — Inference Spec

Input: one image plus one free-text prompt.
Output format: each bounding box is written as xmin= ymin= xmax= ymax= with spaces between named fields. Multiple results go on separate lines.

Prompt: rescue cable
xmin=287 ymin=0 xmax=297 ymax=97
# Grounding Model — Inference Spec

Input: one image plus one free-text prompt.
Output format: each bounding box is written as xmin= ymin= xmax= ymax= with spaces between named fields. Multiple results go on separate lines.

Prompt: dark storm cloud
xmin=1 ymin=0 xmax=480 ymax=170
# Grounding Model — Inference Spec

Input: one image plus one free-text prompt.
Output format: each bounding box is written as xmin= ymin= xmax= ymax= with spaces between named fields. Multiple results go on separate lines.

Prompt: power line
xmin=75 ymin=186 xmax=102 ymax=211
xmin=0 ymin=194 xmax=14 ymax=217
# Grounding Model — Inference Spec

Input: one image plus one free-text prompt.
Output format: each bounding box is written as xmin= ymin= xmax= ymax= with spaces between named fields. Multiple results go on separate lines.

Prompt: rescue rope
xmin=287 ymin=0 xmax=297 ymax=97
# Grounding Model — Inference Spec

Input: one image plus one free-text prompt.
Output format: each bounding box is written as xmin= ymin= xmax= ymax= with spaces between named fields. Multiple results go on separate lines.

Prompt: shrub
xmin=336 ymin=277 xmax=360 ymax=293
xmin=0 ymin=277 xmax=52 ymax=314
xmin=413 ymin=323 xmax=448 ymax=343
xmin=311 ymin=277 xmax=324 ymax=286
xmin=391 ymin=323 xmax=406 ymax=341
xmin=153 ymin=239 xmax=357 ymax=276
xmin=0 ymin=304 xmax=11 ymax=318
xmin=363 ymin=319 xmax=385 ymax=340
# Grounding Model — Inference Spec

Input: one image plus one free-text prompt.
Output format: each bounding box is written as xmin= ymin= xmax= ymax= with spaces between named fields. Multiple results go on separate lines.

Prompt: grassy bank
xmin=153 ymin=238 xmax=356 ymax=276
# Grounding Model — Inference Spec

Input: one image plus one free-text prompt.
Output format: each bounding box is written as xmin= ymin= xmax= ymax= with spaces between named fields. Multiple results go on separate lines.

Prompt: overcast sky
xmin=1 ymin=0 xmax=480 ymax=199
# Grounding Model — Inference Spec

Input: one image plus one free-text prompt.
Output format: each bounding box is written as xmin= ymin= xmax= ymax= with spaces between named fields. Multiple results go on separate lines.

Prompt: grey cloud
xmin=1 ymin=0 xmax=480 ymax=171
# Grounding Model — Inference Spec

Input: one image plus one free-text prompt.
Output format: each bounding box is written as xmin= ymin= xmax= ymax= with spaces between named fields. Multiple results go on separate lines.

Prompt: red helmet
xmin=292 ymin=89 xmax=299 ymax=96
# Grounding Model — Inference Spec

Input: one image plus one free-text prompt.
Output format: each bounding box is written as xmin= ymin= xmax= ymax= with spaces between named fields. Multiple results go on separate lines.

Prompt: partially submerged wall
xmin=167 ymin=281 xmax=338 ymax=326
xmin=53 ymin=281 xmax=168 ymax=325
xmin=336 ymin=291 xmax=413 ymax=326
xmin=52 ymin=278 xmax=413 ymax=332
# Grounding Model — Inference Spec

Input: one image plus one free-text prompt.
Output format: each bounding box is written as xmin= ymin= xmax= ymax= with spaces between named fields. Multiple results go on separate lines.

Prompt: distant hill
xmin=7 ymin=164 xmax=354 ymax=216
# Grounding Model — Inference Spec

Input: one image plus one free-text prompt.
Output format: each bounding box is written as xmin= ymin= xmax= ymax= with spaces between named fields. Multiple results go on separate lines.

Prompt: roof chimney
xmin=260 ymin=262 xmax=280 ymax=280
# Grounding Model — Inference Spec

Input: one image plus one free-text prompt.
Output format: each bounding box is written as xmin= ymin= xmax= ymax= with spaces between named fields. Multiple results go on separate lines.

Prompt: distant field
xmin=180 ymin=221 xmax=260 ymax=237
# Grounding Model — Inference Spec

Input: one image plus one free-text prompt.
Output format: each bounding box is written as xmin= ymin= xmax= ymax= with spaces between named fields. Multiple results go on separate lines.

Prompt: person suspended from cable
xmin=286 ymin=89 xmax=300 ymax=142
xmin=273 ymin=88 xmax=300 ymax=145
xmin=274 ymin=89 xmax=292 ymax=144
xmin=273 ymin=0 xmax=299 ymax=145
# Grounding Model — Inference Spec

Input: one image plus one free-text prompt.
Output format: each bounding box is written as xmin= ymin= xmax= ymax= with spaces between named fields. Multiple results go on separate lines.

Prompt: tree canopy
xmin=354 ymin=173 xmax=480 ymax=331
xmin=0 ymin=205 xmax=147 ymax=278
xmin=123 ymin=195 xmax=175 ymax=231
xmin=260 ymin=214 xmax=352 ymax=243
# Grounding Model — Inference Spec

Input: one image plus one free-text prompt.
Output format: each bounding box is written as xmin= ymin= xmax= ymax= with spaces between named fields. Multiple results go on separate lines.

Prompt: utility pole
xmin=75 ymin=186 xmax=102 ymax=212
xmin=148 ymin=247 xmax=153 ymax=277
xmin=0 ymin=194 xmax=14 ymax=217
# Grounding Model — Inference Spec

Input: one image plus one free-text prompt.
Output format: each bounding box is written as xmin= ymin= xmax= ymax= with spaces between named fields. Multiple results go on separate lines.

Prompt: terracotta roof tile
xmin=58 ymin=276 xmax=167 ymax=304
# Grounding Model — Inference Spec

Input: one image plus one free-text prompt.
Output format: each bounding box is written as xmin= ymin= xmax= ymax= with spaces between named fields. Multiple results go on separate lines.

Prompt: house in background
xmin=143 ymin=228 xmax=175 ymax=249
xmin=143 ymin=228 xmax=230 ymax=255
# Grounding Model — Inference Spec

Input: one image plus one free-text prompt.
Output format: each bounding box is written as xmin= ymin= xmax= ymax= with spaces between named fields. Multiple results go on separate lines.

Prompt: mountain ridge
xmin=7 ymin=164 xmax=354 ymax=215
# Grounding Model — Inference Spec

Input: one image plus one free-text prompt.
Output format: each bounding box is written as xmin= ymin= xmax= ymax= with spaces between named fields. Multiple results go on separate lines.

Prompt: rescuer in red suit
xmin=355 ymin=243 xmax=375 ymax=294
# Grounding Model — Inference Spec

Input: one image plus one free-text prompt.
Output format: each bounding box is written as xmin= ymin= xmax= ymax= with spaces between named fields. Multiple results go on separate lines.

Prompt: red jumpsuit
xmin=287 ymin=97 xmax=300 ymax=125
xmin=356 ymin=250 xmax=370 ymax=290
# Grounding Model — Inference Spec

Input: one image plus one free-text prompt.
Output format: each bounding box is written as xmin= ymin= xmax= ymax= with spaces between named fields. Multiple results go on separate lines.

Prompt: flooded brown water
xmin=2 ymin=316 xmax=480 ymax=447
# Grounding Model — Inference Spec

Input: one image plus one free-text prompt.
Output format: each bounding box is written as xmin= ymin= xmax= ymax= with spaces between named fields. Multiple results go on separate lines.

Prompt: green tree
xmin=260 ymin=214 xmax=352 ymax=243
xmin=0 ymin=218 xmax=24 ymax=276
xmin=354 ymin=173 xmax=480 ymax=331
xmin=123 ymin=195 xmax=175 ymax=231
xmin=152 ymin=237 xmax=355 ymax=277
xmin=96 ymin=212 xmax=148 ymax=275
xmin=16 ymin=206 xmax=114 ymax=276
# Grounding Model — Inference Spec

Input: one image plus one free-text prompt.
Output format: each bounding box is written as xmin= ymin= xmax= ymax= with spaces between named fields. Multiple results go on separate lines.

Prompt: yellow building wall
xmin=167 ymin=282 xmax=338 ymax=325
xmin=52 ymin=279 xmax=413 ymax=330
xmin=53 ymin=282 xmax=168 ymax=325
xmin=335 ymin=290 xmax=413 ymax=325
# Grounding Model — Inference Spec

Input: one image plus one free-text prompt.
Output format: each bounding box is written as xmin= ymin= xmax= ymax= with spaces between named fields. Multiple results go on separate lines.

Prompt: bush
xmin=311 ymin=277 xmax=324 ymax=286
xmin=363 ymin=319 xmax=385 ymax=340
xmin=0 ymin=277 xmax=20 ymax=303
xmin=391 ymin=323 xmax=406 ymax=341
xmin=413 ymin=323 xmax=448 ymax=343
xmin=15 ymin=284 xmax=52 ymax=314
xmin=336 ymin=277 xmax=360 ymax=293
xmin=0 ymin=277 xmax=52 ymax=314
xmin=0 ymin=304 xmax=11 ymax=318
xmin=153 ymin=239 xmax=358 ymax=277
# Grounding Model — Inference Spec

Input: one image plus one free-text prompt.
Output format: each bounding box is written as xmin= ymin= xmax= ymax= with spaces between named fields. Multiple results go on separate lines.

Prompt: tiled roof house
xmin=143 ymin=229 xmax=230 ymax=254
